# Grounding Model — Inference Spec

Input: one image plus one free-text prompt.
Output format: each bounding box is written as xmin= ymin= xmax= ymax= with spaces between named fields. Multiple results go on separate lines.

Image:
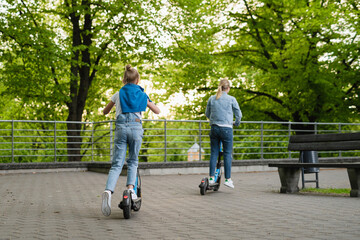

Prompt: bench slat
xmin=269 ymin=163 xmax=360 ymax=168
xmin=289 ymin=132 xmax=360 ymax=143
xmin=288 ymin=141 xmax=360 ymax=151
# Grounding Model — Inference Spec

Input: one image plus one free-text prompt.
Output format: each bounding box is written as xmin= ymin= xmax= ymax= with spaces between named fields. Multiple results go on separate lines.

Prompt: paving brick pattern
xmin=1 ymin=169 xmax=359 ymax=239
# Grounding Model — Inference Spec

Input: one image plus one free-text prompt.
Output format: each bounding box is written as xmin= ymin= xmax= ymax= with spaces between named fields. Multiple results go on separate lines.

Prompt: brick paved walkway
xmin=1 ymin=169 xmax=359 ymax=239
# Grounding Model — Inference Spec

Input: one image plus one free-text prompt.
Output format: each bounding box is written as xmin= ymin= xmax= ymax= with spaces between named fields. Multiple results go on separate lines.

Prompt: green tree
xmin=155 ymin=0 xmax=359 ymax=127
xmin=0 ymin=0 xmax=165 ymax=160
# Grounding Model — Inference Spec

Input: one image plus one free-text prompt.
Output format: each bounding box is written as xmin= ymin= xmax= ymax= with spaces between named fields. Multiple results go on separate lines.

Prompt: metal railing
xmin=0 ymin=119 xmax=359 ymax=163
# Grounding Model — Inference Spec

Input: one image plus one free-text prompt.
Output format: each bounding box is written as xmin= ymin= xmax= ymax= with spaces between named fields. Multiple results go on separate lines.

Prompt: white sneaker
xmin=209 ymin=177 xmax=215 ymax=185
xmin=101 ymin=190 xmax=111 ymax=216
xmin=129 ymin=189 xmax=138 ymax=200
xmin=224 ymin=179 xmax=234 ymax=189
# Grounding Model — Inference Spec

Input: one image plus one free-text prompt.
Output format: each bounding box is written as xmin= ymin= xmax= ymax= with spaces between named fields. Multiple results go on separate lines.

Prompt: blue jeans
xmin=209 ymin=125 xmax=233 ymax=179
xmin=105 ymin=113 xmax=143 ymax=192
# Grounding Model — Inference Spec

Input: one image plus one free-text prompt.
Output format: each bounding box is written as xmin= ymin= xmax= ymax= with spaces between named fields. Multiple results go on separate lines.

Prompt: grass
xmin=300 ymin=188 xmax=351 ymax=196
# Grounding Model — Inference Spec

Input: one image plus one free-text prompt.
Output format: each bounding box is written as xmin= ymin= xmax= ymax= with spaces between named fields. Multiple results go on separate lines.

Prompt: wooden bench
xmin=269 ymin=132 xmax=360 ymax=197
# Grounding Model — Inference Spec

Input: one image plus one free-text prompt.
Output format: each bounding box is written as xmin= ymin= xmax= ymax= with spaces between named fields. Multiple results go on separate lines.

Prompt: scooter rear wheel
xmin=200 ymin=178 xmax=208 ymax=195
xmin=122 ymin=191 xmax=132 ymax=219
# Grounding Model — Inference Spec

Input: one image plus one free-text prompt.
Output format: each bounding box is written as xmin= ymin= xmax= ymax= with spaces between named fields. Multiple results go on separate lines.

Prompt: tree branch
xmin=263 ymin=110 xmax=287 ymax=122
xmin=20 ymin=0 xmax=38 ymax=27
xmin=211 ymin=49 xmax=261 ymax=56
xmin=244 ymin=89 xmax=283 ymax=105
xmin=0 ymin=29 xmax=32 ymax=48
xmin=244 ymin=0 xmax=278 ymax=69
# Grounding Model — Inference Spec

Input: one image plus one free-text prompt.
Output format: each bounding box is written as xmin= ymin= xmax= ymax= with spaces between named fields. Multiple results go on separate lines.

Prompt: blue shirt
xmin=205 ymin=92 xmax=242 ymax=127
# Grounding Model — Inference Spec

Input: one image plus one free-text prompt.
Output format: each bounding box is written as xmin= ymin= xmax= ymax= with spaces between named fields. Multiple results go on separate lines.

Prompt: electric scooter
xmin=199 ymin=142 xmax=222 ymax=195
xmin=118 ymin=169 xmax=142 ymax=219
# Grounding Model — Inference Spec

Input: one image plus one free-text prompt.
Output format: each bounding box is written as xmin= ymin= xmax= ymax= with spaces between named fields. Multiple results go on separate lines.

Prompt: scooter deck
xmin=208 ymin=182 xmax=219 ymax=186
xmin=208 ymin=181 xmax=219 ymax=188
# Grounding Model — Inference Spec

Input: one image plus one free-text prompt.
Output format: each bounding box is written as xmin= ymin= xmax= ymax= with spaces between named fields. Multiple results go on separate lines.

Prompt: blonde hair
xmin=122 ymin=64 xmax=140 ymax=84
xmin=215 ymin=78 xmax=230 ymax=100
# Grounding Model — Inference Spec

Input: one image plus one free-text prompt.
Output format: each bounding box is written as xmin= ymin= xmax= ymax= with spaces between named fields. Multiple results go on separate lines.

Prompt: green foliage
xmin=1 ymin=0 xmax=359 ymax=162
xmin=2 ymin=0 xmax=358 ymax=124
xmin=155 ymin=0 xmax=360 ymax=123
xmin=0 ymin=0 xmax=169 ymax=160
xmin=0 ymin=0 xmax=165 ymax=122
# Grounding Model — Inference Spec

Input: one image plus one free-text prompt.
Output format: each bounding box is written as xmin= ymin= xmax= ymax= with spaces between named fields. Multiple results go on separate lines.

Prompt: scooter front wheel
xmin=133 ymin=199 xmax=142 ymax=211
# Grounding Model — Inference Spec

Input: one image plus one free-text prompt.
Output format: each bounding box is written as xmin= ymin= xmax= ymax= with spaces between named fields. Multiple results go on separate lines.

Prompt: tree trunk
xmin=65 ymin=1 xmax=93 ymax=161
xmin=291 ymin=112 xmax=316 ymax=135
xmin=66 ymin=122 xmax=82 ymax=161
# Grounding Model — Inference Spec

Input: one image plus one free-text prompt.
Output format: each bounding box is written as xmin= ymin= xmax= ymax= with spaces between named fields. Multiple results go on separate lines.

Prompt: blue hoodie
xmin=119 ymin=83 xmax=150 ymax=113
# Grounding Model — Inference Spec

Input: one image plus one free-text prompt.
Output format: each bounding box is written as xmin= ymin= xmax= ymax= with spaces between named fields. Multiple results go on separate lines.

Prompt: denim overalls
xmin=105 ymin=113 xmax=144 ymax=192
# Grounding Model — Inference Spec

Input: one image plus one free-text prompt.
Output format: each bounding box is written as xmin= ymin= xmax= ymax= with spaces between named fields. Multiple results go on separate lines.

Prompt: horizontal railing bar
xmin=11 ymin=148 xmax=56 ymax=151
xmin=2 ymin=119 xmax=360 ymax=126
xmin=0 ymin=120 xmax=90 ymax=124
xmin=11 ymin=136 xmax=90 ymax=139
xmin=11 ymin=141 xmax=92 ymax=145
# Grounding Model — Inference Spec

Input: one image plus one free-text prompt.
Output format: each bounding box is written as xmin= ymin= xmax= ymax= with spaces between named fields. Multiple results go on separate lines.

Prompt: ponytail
xmin=215 ymin=86 xmax=222 ymax=100
xmin=215 ymin=78 xmax=230 ymax=100
xmin=122 ymin=64 xmax=140 ymax=84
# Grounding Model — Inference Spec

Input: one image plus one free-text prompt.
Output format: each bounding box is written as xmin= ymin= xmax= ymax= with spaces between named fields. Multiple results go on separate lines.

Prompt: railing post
xmin=91 ymin=122 xmax=94 ymax=162
xmin=288 ymin=121 xmax=291 ymax=159
xmin=54 ymin=121 xmax=57 ymax=162
xmin=338 ymin=123 xmax=342 ymax=158
xmin=199 ymin=121 xmax=202 ymax=161
xmin=260 ymin=121 xmax=264 ymax=159
xmin=164 ymin=119 xmax=167 ymax=162
xmin=11 ymin=120 xmax=14 ymax=163
xmin=110 ymin=122 xmax=113 ymax=162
